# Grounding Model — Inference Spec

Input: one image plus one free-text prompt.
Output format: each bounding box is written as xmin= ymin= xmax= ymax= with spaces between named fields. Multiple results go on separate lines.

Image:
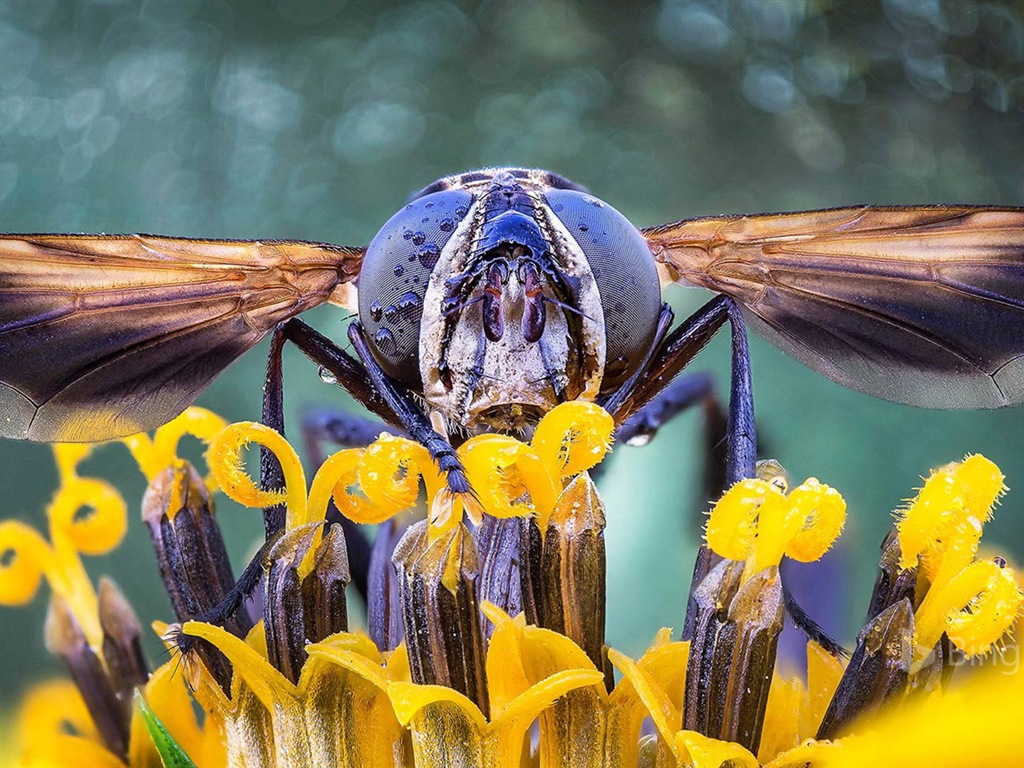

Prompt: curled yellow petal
xmin=207 ymin=422 xmax=306 ymax=528
xmin=0 ymin=521 xmax=51 ymax=606
xmin=897 ymin=454 xmax=1004 ymax=574
xmin=530 ymin=401 xmax=614 ymax=478
xmin=358 ymin=434 xmax=439 ymax=512
xmin=460 ymin=434 xmax=558 ymax=520
xmin=782 ymin=479 xmax=846 ymax=563
xmin=916 ymin=560 xmax=1022 ymax=659
xmin=704 ymin=479 xmax=778 ymax=562
xmin=955 ymin=454 xmax=1005 ymax=521
xmin=706 ymin=476 xmax=846 ymax=577
xmin=307 ymin=449 xmax=378 ymax=525
xmin=47 ymin=478 xmax=127 ymax=557
xmin=152 ymin=407 xmax=229 ymax=475
xmin=52 ymin=444 xmax=94 ymax=484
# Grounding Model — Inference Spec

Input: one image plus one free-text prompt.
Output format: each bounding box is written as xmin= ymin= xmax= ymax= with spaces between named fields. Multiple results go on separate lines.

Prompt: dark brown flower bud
xmin=45 ymin=595 xmax=129 ymax=760
xmin=265 ymin=522 xmax=350 ymax=683
xmin=865 ymin=530 xmax=917 ymax=623
xmin=142 ymin=461 xmax=247 ymax=691
xmin=142 ymin=462 xmax=250 ymax=635
xmin=475 ymin=515 xmax=523 ymax=642
xmin=520 ymin=475 xmax=608 ymax=677
xmin=816 ymin=598 xmax=913 ymax=739
xmin=97 ymin=578 xmax=148 ymax=709
xmin=683 ymin=562 xmax=784 ymax=754
xmin=393 ymin=520 xmax=488 ymax=716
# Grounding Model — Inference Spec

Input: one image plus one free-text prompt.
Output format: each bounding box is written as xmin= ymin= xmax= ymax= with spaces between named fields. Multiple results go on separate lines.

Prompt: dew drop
xmin=318 ymin=366 xmax=338 ymax=385
xmin=411 ymin=231 xmax=427 ymax=246
xmin=369 ymin=301 xmax=384 ymax=323
xmin=396 ymin=291 xmax=423 ymax=320
xmin=417 ymin=243 xmax=441 ymax=269
xmin=393 ymin=264 xmax=405 ymax=277
xmin=626 ymin=433 xmax=652 ymax=447
xmin=374 ymin=328 xmax=398 ymax=356
xmin=439 ymin=217 xmax=454 ymax=232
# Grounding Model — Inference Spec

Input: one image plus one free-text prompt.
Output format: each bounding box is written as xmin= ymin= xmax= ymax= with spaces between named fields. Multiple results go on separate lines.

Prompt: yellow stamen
xmin=206 ymin=422 xmax=301 ymax=526
xmin=897 ymin=454 xmax=1005 ymax=575
xmin=122 ymin=407 xmax=228 ymax=486
xmin=914 ymin=558 xmax=1022 ymax=660
xmin=705 ymin=476 xmax=846 ymax=580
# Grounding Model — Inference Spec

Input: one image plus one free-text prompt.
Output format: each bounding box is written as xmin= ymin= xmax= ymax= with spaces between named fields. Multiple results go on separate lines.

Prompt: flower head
xmin=3 ymin=405 xmax=1022 ymax=767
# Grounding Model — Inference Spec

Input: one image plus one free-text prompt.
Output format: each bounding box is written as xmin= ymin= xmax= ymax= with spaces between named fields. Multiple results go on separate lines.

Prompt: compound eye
xmin=358 ymin=188 xmax=473 ymax=389
xmin=545 ymin=190 xmax=662 ymax=392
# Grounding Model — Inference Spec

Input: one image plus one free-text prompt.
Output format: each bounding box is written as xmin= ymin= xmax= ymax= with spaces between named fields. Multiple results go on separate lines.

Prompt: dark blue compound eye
xmin=545 ymin=189 xmax=662 ymax=391
xmin=358 ymin=189 xmax=473 ymax=389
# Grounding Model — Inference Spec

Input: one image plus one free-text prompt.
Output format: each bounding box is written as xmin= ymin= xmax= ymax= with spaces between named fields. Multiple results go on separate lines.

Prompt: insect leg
xmin=175 ymin=327 xmax=292 ymax=651
xmin=615 ymin=371 xmax=714 ymax=444
xmin=346 ymin=320 xmax=472 ymax=495
xmin=604 ymin=294 xmax=756 ymax=482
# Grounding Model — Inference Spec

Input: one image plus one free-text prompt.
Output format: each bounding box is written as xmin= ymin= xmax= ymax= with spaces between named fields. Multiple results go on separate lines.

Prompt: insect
xmin=2 ymin=166 xmax=1024 ymax=484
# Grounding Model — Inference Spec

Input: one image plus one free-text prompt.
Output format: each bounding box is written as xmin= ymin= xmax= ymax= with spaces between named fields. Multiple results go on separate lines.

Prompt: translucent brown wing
xmin=643 ymin=206 xmax=1024 ymax=408
xmin=0 ymin=234 xmax=364 ymax=441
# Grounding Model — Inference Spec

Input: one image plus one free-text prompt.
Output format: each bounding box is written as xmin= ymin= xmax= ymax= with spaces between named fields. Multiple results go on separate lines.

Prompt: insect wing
xmin=644 ymin=206 xmax=1024 ymax=408
xmin=0 ymin=234 xmax=364 ymax=441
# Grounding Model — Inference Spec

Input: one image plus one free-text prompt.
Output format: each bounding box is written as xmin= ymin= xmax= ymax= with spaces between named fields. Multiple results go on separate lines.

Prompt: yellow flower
xmin=4 ymin=404 xmax=1023 ymax=767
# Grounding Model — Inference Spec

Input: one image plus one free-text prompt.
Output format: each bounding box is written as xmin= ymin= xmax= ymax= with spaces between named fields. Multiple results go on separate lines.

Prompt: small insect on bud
xmin=393 ymin=520 xmax=489 ymax=717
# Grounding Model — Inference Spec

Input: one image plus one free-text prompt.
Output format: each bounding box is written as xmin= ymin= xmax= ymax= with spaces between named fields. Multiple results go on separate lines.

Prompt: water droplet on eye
xmin=421 ymin=217 xmax=430 ymax=224
xmin=626 ymin=433 xmax=652 ymax=447
xmin=403 ymin=229 xmax=414 ymax=241
xmin=408 ymin=254 xmax=417 ymax=263
xmin=439 ymin=217 xmax=454 ymax=232
xmin=393 ymin=264 xmax=405 ymax=277
xmin=374 ymin=328 xmax=398 ymax=356
xmin=552 ymin=203 xmax=564 ymax=212
xmin=578 ymin=223 xmax=589 ymax=232
xmin=417 ymin=243 xmax=440 ymax=269
xmin=454 ymin=205 xmax=469 ymax=218
xmin=396 ymin=291 xmax=423 ymax=320
xmin=369 ymin=301 xmax=384 ymax=323
xmin=383 ymin=304 xmax=399 ymax=322
xmin=318 ymin=366 xmax=338 ymax=385
xmin=411 ymin=231 xmax=427 ymax=246
xmin=588 ymin=199 xmax=604 ymax=208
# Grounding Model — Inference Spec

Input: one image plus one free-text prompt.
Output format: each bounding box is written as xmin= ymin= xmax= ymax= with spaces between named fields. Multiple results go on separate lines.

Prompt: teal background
xmin=1 ymin=0 xmax=1023 ymax=707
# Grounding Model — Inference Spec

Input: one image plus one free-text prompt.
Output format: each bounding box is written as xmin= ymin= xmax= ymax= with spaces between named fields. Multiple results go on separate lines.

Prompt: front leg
xmin=346 ymin=320 xmax=472 ymax=496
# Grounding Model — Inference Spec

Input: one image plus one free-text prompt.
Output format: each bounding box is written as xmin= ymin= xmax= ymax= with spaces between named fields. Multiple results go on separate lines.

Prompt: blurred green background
xmin=1 ymin=0 xmax=1023 ymax=709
